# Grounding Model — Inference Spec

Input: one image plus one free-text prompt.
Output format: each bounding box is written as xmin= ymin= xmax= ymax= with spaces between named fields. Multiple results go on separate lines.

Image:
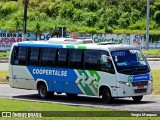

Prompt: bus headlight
xmin=125 ymin=82 xmax=130 ymax=86
xmin=119 ymin=81 xmax=130 ymax=86
xmin=149 ymin=76 xmax=153 ymax=84
xmin=149 ymin=80 xmax=153 ymax=84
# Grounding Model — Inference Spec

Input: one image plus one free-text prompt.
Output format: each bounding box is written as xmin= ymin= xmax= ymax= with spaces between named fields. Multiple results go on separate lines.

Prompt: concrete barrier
xmin=0 ymin=57 xmax=8 ymax=63
xmin=147 ymin=58 xmax=160 ymax=61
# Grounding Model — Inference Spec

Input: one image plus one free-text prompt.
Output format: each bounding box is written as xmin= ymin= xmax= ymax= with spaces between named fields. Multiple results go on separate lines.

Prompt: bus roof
xmin=14 ymin=40 xmax=139 ymax=51
xmin=48 ymin=38 xmax=93 ymax=44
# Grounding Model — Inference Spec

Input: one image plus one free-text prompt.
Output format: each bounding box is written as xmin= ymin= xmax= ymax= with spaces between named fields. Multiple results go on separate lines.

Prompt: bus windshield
xmin=111 ymin=50 xmax=150 ymax=75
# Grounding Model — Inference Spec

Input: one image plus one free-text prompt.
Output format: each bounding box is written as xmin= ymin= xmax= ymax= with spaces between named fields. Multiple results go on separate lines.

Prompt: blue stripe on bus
xmin=27 ymin=66 xmax=83 ymax=94
xmin=17 ymin=42 xmax=63 ymax=48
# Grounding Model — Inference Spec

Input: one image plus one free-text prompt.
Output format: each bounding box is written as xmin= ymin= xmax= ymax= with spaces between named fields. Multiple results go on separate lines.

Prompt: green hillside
xmin=0 ymin=0 xmax=160 ymax=34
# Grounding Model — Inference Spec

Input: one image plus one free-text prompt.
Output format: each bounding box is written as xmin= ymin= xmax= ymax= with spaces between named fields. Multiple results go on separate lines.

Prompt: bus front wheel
xmin=102 ymin=88 xmax=112 ymax=103
xmin=132 ymin=95 xmax=143 ymax=102
xmin=38 ymin=84 xmax=53 ymax=99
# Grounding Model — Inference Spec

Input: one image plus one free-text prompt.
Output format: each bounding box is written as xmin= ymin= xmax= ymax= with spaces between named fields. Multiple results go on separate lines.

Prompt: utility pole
xmin=22 ymin=0 xmax=28 ymax=41
xmin=62 ymin=27 xmax=63 ymax=38
xmin=146 ymin=0 xmax=150 ymax=50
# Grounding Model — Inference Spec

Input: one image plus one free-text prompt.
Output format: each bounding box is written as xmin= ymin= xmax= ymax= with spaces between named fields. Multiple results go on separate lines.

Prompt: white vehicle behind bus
xmin=8 ymin=38 xmax=153 ymax=103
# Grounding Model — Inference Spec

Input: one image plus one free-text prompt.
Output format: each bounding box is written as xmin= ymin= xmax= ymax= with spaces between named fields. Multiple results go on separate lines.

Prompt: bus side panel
xmin=52 ymin=81 xmax=64 ymax=92
xmin=75 ymin=70 xmax=100 ymax=96
xmin=64 ymin=83 xmax=80 ymax=94
xmin=27 ymin=66 xmax=117 ymax=96
xmin=75 ymin=70 xmax=117 ymax=96
xmin=8 ymin=44 xmax=15 ymax=87
xmin=98 ymin=72 xmax=117 ymax=97
xmin=12 ymin=66 xmax=36 ymax=89
xmin=8 ymin=64 xmax=14 ymax=87
xmin=27 ymin=67 xmax=83 ymax=94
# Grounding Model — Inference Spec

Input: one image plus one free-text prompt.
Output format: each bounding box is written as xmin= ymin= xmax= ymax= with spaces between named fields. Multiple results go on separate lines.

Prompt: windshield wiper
xmin=118 ymin=68 xmax=135 ymax=73
xmin=134 ymin=66 xmax=150 ymax=73
xmin=135 ymin=66 xmax=147 ymax=70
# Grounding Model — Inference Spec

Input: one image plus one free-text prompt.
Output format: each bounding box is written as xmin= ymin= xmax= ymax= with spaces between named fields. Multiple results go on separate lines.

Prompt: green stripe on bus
xmin=66 ymin=45 xmax=74 ymax=48
xmin=89 ymin=70 xmax=101 ymax=93
xmin=78 ymin=46 xmax=86 ymax=49
xmin=128 ymin=75 xmax=133 ymax=82
xmin=78 ymin=78 xmax=86 ymax=93
xmin=85 ymin=85 xmax=95 ymax=95
xmin=77 ymin=70 xmax=94 ymax=95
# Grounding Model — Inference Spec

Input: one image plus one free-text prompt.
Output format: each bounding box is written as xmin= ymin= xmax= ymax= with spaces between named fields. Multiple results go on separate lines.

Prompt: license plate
xmin=137 ymin=86 xmax=144 ymax=89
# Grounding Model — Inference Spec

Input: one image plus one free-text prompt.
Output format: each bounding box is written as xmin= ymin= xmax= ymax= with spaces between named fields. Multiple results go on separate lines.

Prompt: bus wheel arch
xmin=99 ymin=85 xmax=112 ymax=103
xmin=37 ymin=81 xmax=53 ymax=99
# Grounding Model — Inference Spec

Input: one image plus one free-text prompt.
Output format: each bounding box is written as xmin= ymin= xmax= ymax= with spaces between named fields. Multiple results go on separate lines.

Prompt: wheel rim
xmin=40 ymin=86 xmax=46 ymax=97
xmin=102 ymin=90 xmax=110 ymax=103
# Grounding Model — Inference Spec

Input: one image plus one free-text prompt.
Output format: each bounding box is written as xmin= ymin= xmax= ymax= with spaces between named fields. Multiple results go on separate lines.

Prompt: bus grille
xmin=134 ymin=89 xmax=147 ymax=93
xmin=132 ymin=81 xmax=148 ymax=86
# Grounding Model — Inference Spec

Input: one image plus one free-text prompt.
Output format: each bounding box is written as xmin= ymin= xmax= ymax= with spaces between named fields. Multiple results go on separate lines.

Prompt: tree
xmin=15 ymin=17 xmax=21 ymax=31
xmin=118 ymin=12 xmax=130 ymax=29
xmin=35 ymin=22 xmax=41 ymax=40
xmin=0 ymin=0 xmax=159 ymax=33
xmin=154 ymin=11 xmax=160 ymax=24
xmin=59 ymin=1 xmax=74 ymax=19
xmin=1 ymin=1 xmax=18 ymax=16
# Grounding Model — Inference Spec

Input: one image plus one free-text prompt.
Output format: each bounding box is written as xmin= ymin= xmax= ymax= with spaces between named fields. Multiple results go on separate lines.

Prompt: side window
xmin=27 ymin=48 xmax=40 ymax=66
xmin=56 ymin=49 xmax=68 ymax=68
xmin=12 ymin=47 xmax=19 ymax=65
xmin=69 ymin=49 xmax=83 ymax=69
xmin=41 ymin=48 xmax=56 ymax=67
xmin=99 ymin=50 xmax=115 ymax=74
xmin=18 ymin=47 xmax=27 ymax=65
xmin=12 ymin=47 xmax=27 ymax=66
xmin=84 ymin=50 xmax=99 ymax=70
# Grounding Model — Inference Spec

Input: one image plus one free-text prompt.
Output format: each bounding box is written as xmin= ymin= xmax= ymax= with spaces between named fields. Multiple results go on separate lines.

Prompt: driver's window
xmin=99 ymin=51 xmax=115 ymax=74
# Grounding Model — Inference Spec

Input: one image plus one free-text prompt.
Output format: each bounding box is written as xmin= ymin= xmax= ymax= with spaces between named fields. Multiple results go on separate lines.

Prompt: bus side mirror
xmin=101 ymin=55 xmax=110 ymax=63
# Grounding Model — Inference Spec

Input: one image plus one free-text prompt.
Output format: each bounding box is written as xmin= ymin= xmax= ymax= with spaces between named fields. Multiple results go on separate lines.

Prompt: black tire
xmin=38 ymin=84 xmax=53 ymax=99
xmin=66 ymin=93 xmax=78 ymax=97
xmin=102 ymin=88 xmax=112 ymax=103
xmin=132 ymin=95 xmax=143 ymax=102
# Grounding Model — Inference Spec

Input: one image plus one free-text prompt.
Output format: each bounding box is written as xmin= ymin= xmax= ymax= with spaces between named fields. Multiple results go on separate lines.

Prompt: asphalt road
xmin=148 ymin=61 xmax=160 ymax=70
xmin=0 ymin=84 xmax=160 ymax=114
xmin=0 ymin=63 xmax=8 ymax=70
xmin=0 ymin=61 xmax=160 ymax=70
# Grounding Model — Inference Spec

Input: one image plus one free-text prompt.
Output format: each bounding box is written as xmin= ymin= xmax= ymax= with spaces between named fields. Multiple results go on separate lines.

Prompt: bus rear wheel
xmin=38 ymin=84 xmax=53 ymax=99
xmin=132 ymin=95 xmax=143 ymax=102
xmin=102 ymin=88 xmax=112 ymax=103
